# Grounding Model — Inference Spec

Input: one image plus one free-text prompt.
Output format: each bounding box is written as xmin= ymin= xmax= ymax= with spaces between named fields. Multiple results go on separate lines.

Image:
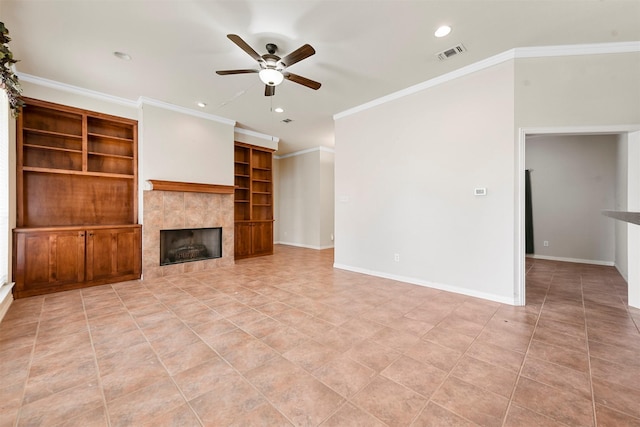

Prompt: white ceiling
xmin=3 ymin=1 xmax=640 ymax=155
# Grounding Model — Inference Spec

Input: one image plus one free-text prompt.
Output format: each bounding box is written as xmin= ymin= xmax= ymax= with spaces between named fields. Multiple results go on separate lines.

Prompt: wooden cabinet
xmin=234 ymin=221 xmax=274 ymax=258
xmin=85 ymin=226 xmax=141 ymax=282
xmin=12 ymin=229 xmax=86 ymax=297
xmin=17 ymin=98 xmax=137 ymax=227
xmin=234 ymin=143 xmax=274 ymax=259
xmin=13 ymin=98 xmax=141 ymax=298
xmin=12 ymin=225 xmax=141 ymax=299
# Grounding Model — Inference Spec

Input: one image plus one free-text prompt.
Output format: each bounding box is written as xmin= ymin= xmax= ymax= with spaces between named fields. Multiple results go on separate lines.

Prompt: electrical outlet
xmin=543 ymin=241 xmax=549 ymax=247
xmin=394 ymin=253 xmax=400 ymax=262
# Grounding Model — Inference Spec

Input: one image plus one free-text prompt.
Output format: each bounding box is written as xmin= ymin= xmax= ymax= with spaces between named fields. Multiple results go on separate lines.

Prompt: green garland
xmin=0 ymin=22 xmax=24 ymax=117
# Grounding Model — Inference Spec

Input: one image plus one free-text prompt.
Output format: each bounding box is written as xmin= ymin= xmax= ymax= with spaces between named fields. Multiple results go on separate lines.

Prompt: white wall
xmin=615 ymin=133 xmax=629 ymax=279
xmin=277 ymin=148 xmax=335 ymax=249
xmin=525 ymin=134 xmax=617 ymax=265
xmin=319 ymin=149 xmax=335 ymax=248
xmin=20 ymin=80 xmax=138 ymax=120
xmin=335 ymin=49 xmax=640 ymax=305
xmin=514 ymin=53 xmax=640 ymax=128
xmin=141 ymin=103 xmax=234 ymax=186
xmin=627 ymin=131 xmax=640 ymax=308
xmin=278 ymin=150 xmax=320 ymax=248
xmin=335 ymin=60 xmax=516 ymax=303
xmin=516 ymin=52 xmax=640 ymax=307
xmin=0 ymin=90 xmax=16 ymax=321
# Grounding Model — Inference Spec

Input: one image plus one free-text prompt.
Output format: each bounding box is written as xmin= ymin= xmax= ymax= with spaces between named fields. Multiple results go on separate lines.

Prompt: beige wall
xmin=514 ymin=53 xmax=640 ymax=127
xmin=277 ymin=148 xmax=334 ymax=249
xmin=141 ymin=103 xmax=234 ymax=186
xmin=335 ymin=60 xmax=516 ymax=303
xmin=616 ymin=134 xmax=629 ymax=279
xmin=525 ymin=134 xmax=618 ymax=264
xmin=319 ymin=149 xmax=335 ymax=248
xmin=20 ymin=80 xmax=138 ymax=120
xmin=335 ymin=50 xmax=640 ymax=305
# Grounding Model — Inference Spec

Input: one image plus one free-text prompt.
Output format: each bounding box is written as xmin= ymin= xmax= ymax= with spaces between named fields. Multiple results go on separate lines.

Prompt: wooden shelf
xmin=14 ymin=98 xmax=141 ymax=298
xmin=23 ymin=128 xmax=83 ymax=139
xmin=24 ymin=144 xmax=82 ymax=154
xmin=88 ymin=133 xmax=134 ymax=142
xmin=148 ymin=180 xmax=234 ymax=194
xmin=88 ymin=152 xmax=134 ymax=160
xmin=234 ymin=143 xmax=274 ymax=258
xmin=22 ymin=166 xmax=134 ymax=179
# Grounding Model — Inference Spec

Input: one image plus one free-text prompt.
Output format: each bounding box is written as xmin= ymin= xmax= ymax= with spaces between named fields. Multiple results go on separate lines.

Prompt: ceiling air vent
xmin=282 ymin=118 xmax=293 ymax=123
xmin=436 ymin=44 xmax=467 ymax=61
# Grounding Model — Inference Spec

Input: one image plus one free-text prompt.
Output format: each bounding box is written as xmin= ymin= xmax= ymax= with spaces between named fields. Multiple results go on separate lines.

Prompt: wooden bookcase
xmin=13 ymin=98 xmax=141 ymax=298
xmin=234 ymin=142 xmax=274 ymax=259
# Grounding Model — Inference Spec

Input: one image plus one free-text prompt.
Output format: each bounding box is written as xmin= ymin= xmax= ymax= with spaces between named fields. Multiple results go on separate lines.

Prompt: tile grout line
xmin=126 ymin=280 xmax=208 ymax=426
xmin=11 ymin=297 xmax=45 ymax=427
xmin=162 ymin=276 xmax=297 ymax=426
xmin=81 ymin=287 xmax=114 ymax=427
xmin=583 ymin=270 xmax=598 ymax=427
xmin=500 ymin=261 xmax=556 ymax=427
xmin=403 ymin=301 xmax=492 ymax=426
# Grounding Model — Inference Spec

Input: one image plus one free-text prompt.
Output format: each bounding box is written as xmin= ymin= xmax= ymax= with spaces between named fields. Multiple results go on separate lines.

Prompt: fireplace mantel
xmin=148 ymin=180 xmax=234 ymax=194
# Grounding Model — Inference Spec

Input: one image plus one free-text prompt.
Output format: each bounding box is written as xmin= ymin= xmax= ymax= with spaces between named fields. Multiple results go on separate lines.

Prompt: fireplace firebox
xmin=160 ymin=227 xmax=222 ymax=266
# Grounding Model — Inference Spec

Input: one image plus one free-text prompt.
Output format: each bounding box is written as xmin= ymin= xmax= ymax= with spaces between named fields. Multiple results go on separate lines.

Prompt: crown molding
xmin=515 ymin=40 xmax=640 ymax=58
xmin=234 ymin=127 xmax=279 ymax=143
xmin=334 ymin=41 xmax=640 ymax=120
xmin=137 ymin=96 xmax=235 ymax=126
xmin=275 ymin=146 xmax=335 ymax=159
xmin=16 ymin=73 xmax=237 ymax=125
xmin=17 ymin=72 xmax=138 ymax=108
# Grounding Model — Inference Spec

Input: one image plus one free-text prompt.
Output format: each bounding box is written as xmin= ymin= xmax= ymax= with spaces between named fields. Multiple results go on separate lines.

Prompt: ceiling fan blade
xmin=227 ymin=34 xmax=263 ymax=63
xmin=216 ymin=69 xmax=259 ymax=75
xmin=278 ymin=44 xmax=315 ymax=68
xmin=265 ymin=85 xmax=275 ymax=96
xmin=283 ymin=72 xmax=321 ymax=90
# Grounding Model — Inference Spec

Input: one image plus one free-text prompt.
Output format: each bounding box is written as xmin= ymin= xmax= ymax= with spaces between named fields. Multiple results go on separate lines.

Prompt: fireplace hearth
xmin=160 ymin=227 xmax=222 ymax=266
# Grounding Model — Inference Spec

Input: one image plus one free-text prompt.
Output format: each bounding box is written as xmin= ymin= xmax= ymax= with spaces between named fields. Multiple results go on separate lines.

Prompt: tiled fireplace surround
xmin=142 ymin=188 xmax=235 ymax=279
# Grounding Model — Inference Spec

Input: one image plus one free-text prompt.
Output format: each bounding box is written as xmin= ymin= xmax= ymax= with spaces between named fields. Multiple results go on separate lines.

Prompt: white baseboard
xmin=614 ymin=264 xmax=629 ymax=282
xmin=0 ymin=282 xmax=15 ymax=323
xmin=275 ymin=241 xmax=334 ymax=250
xmin=526 ymin=254 xmax=615 ymax=266
xmin=333 ymin=263 xmax=517 ymax=305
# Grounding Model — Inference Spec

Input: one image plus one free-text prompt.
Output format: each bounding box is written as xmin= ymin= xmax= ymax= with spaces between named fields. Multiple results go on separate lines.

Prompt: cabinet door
xmin=13 ymin=230 xmax=85 ymax=296
xmin=234 ymin=223 xmax=253 ymax=258
xmin=252 ymin=222 xmax=273 ymax=256
xmin=86 ymin=227 xmax=141 ymax=282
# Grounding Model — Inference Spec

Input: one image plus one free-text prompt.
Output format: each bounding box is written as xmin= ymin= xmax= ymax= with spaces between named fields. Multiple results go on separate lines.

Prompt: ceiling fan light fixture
xmin=259 ymin=68 xmax=284 ymax=86
xmin=435 ymin=25 xmax=452 ymax=38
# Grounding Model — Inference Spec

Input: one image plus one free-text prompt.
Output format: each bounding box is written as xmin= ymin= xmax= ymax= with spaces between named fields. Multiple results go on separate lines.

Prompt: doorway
xmin=516 ymin=126 xmax=640 ymax=308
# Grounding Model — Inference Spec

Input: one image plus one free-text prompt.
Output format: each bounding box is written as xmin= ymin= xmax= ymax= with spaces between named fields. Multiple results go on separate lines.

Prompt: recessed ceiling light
xmin=435 ymin=25 xmax=452 ymax=38
xmin=197 ymin=102 xmax=207 ymax=108
xmin=113 ymin=51 xmax=132 ymax=61
xmin=274 ymin=107 xmax=284 ymax=113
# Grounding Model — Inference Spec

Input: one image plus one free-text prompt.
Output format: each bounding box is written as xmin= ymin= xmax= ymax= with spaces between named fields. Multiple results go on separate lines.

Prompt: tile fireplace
xmin=142 ymin=181 xmax=235 ymax=278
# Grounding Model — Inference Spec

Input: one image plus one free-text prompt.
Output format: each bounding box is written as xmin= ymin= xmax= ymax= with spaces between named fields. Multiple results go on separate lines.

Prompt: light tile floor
xmin=1 ymin=245 xmax=640 ymax=426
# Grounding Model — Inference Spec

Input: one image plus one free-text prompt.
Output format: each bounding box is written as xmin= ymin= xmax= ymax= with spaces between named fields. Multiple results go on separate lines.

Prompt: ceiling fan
xmin=216 ymin=34 xmax=321 ymax=97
